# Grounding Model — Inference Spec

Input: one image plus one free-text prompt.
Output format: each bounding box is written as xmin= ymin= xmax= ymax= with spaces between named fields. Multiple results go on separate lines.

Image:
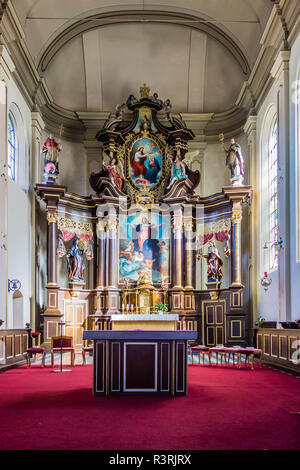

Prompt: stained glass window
xmin=269 ymin=118 xmax=278 ymax=269
xmin=7 ymin=115 xmax=16 ymax=181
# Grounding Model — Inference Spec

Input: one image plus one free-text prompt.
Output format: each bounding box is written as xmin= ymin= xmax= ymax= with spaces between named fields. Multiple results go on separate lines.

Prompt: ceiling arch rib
xmin=38 ymin=11 xmax=251 ymax=77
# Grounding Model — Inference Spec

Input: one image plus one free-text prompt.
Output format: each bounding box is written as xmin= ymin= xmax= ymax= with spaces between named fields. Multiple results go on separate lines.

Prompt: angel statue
xmin=103 ymin=103 xmax=126 ymax=131
xmin=203 ymin=240 xmax=223 ymax=282
xmin=103 ymin=155 xmax=124 ymax=190
xmin=166 ymin=150 xmax=199 ymax=190
xmin=219 ymin=134 xmax=244 ymax=186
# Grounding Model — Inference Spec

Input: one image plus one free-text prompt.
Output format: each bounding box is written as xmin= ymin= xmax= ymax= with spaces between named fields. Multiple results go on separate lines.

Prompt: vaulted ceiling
xmin=11 ymin=0 xmax=273 ymax=114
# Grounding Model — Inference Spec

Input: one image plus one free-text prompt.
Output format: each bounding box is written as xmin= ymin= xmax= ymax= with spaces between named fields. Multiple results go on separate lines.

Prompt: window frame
xmin=7 ymin=113 xmax=17 ymax=182
xmin=268 ymin=117 xmax=279 ymax=271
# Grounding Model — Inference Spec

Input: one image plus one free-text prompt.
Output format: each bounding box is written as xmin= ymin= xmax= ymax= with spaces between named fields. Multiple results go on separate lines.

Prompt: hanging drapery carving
xmin=57 ymin=217 xmax=93 ymax=241
xmin=196 ymin=217 xmax=231 ymax=245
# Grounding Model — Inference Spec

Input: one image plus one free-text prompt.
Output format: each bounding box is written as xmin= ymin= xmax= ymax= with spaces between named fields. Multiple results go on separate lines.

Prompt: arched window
xmin=7 ymin=114 xmax=16 ymax=181
xmin=269 ymin=118 xmax=278 ymax=269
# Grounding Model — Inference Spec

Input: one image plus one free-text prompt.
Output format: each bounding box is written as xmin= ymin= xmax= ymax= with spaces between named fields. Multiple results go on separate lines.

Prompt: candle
xmin=122 ymin=303 xmax=125 ymax=312
xmin=131 ymin=304 xmax=134 ymax=312
xmin=126 ymin=304 xmax=129 ymax=311
xmin=264 ymin=272 xmax=267 ymax=278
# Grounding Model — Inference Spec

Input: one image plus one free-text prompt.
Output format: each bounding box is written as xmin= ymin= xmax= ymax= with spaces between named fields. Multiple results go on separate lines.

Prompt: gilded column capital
xmin=231 ymin=208 xmax=242 ymax=224
xmin=97 ymin=220 xmax=106 ymax=232
xmin=172 ymin=219 xmax=183 ymax=233
xmin=47 ymin=210 xmax=58 ymax=224
xmin=107 ymin=219 xmax=118 ymax=231
xmin=184 ymin=220 xmax=193 ymax=232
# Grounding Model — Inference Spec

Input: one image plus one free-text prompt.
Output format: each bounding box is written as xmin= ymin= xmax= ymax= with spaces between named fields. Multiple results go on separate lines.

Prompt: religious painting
xmin=119 ymin=213 xmax=169 ymax=284
xmin=129 ymin=137 xmax=162 ymax=189
xmin=135 ymin=107 xmax=156 ymax=133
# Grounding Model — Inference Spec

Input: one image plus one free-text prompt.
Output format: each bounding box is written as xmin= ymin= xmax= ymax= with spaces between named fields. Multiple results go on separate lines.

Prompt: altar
xmin=35 ymin=84 xmax=252 ymax=351
xmin=83 ymin=329 xmax=197 ymax=396
xmin=109 ymin=314 xmax=179 ymax=330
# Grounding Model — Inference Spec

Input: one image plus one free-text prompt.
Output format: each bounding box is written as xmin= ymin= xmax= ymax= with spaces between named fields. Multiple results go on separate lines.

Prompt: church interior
xmin=0 ymin=0 xmax=300 ymax=452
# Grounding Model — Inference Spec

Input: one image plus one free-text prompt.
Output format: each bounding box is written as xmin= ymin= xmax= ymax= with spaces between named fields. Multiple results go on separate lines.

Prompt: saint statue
xmin=224 ymin=231 xmax=231 ymax=258
xmin=67 ymin=237 xmax=85 ymax=283
xmin=42 ymin=133 xmax=62 ymax=181
xmin=220 ymin=135 xmax=244 ymax=185
xmin=204 ymin=241 xmax=223 ymax=282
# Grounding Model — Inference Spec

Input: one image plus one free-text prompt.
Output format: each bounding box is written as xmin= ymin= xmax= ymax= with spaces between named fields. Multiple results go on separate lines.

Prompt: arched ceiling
xmin=11 ymin=0 xmax=273 ymax=114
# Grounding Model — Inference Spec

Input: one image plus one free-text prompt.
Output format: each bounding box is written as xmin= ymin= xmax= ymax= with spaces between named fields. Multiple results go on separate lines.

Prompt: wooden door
xmin=205 ymin=303 xmax=225 ymax=346
xmin=64 ymin=301 xmax=87 ymax=348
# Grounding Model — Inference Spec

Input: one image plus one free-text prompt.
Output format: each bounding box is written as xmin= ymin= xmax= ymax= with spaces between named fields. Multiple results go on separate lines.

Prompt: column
xmin=173 ymin=209 xmax=183 ymax=289
xmin=231 ymin=202 xmax=243 ymax=288
xmin=97 ymin=219 xmax=106 ymax=289
xmin=184 ymin=218 xmax=194 ymax=289
xmin=105 ymin=214 xmax=120 ymax=314
xmin=271 ymin=50 xmax=291 ymax=322
xmin=34 ymin=184 xmax=66 ymax=344
xmin=223 ymin=187 xmax=253 ymax=288
xmin=47 ymin=208 xmax=58 ymax=287
xmin=94 ymin=219 xmax=106 ymax=315
xmin=0 ymin=80 xmax=8 ymax=328
xmin=244 ymin=116 xmax=258 ymax=324
xmin=31 ymin=112 xmax=45 ymax=330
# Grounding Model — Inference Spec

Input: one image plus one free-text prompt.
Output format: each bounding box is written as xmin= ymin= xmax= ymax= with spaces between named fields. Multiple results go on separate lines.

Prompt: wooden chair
xmin=26 ymin=332 xmax=46 ymax=368
xmin=51 ymin=336 xmax=75 ymax=367
xmin=82 ymin=346 xmax=93 ymax=365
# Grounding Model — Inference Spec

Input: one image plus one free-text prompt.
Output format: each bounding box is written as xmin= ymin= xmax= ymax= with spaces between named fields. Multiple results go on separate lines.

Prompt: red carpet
xmin=0 ymin=364 xmax=299 ymax=450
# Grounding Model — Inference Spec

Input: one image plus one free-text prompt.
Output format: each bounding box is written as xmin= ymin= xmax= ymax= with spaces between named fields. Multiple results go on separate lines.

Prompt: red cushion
xmin=52 ymin=347 xmax=74 ymax=351
xmin=83 ymin=347 xmax=93 ymax=352
xmin=31 ymin=332 xmax=41 ymax=336
xmin=210 ymin=347 xmax=226 ymax=353
xmin=190 ymin=346 xmax=210 ymax=352
xmin=236 ymin=348 xmax=253 ymax=355
xmin=222 ymin=347 xmax=240 ymax=353
xmin=26 ymin=347 xmax=45 ymax=353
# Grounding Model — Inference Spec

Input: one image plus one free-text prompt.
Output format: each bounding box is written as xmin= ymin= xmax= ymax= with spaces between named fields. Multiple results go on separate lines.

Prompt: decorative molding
xmin=47 ymin=210 xmax=58 ymax=225
xmin=37 ymin=11 xmax=250 ymax=77
xmin=57 ymin=217 xmax=93 ymax=236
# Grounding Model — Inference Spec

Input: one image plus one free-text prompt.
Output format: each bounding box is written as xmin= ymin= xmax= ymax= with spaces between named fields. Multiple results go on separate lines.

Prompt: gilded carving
xmin=57 ymin=217 xmax=93 ymax=236
xmin=47 ymin=211 xmax=58 ymax=224
xmin=106 ymin=219 xmax=118 ymax=231
xmin=96 ymin=220 xmax=106 ymax=232
xmin=231 ymin=210 xmax=242 ymax=224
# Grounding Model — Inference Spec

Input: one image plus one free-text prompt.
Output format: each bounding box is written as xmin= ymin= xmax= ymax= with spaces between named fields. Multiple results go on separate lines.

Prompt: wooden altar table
xmin=83 ymin=330 xmax=197 ymax=396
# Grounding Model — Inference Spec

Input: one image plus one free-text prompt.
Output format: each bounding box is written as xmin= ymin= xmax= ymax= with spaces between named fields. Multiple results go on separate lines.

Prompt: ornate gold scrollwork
xmin=57 ymin=217 xmax=93 ymax=235
xmin=106 ymin=219 xmax=118 ymax=231
xmin=96 ymin=220 xmax=105 ymax=232
xmin=47 ymin=210 xmax=58 ymax=224
xmin=231 ymin=209 xmax=242 ymax=224
xmin=184 ymin=220 xmax=193 ymax=232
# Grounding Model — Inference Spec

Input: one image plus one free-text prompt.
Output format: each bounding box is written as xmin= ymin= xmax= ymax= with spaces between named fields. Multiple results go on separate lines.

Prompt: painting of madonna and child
xmin=119 ymin=213 xmax=170 ymax=284
xmin=130 ymin=137 xmax=162 ymax=189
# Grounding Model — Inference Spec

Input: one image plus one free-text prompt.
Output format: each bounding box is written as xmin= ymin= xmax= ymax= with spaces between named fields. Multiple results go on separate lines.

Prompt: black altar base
xmin=83 ymin=330 xmax=197 ymax=396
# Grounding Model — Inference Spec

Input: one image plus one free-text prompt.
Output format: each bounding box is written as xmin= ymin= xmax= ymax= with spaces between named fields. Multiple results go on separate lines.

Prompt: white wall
xmin=255 ymin=32 xmax=300 ymax=322
xmin=7 ymin=179 xmax=31 ymax=328
xmin=289 ymin=32 xmax=300 ymax=321
xmin=6 ymin=76 xmax=32 ymax=329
